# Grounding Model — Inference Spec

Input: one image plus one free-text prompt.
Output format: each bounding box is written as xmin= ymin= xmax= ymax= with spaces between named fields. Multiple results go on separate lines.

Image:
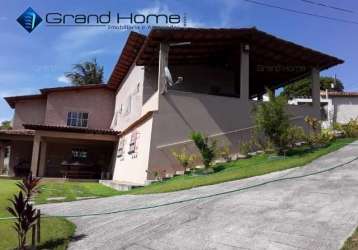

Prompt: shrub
xmin=191 ymin=132 xmax=217 ymax=169
xmin=304 ymin=116 xmax=321 ymax=134
xmin=239 ymin=141 xmax=251 ymax=157
xmin=172 ymin=148 xmax=196 ymax=170
xmin=7 ymin=175 xmax=41 ymax=250
xmin=254 ymin=89 xmax=290 ymax=154
xmin=281 ymin=125 xmax=305 ymax=149
xmin=341 ymin=118 xmax=358 ymax=138
xmin=218 ymin=145 xmax=231 ymax=162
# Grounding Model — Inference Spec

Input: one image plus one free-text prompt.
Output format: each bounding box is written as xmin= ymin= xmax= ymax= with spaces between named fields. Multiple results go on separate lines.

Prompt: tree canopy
xmin=281 ymin=76 xmax=344 ymax=99
xmin=65 ymin=58 xmax=104 ymax=86
xmin=0 ymin=120 xmax=11 ymax=130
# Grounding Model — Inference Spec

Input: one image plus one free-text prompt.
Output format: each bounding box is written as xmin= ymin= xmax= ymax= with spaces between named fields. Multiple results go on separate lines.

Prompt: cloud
xmin=80 ymin=48 xmax=107 ymax=57
xmin=0 ymin=88 xmax=38 ymax=98
xmin=137 ymin=2 xmax=205 ymax=28
xmin=57 ymin=75 xmax=71 ymax=84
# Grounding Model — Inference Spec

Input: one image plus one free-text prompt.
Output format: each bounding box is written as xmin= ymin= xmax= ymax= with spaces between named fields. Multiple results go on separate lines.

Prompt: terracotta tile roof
xmin=40 ymin=84 xmax=115 ymax=94
xmin=320 ymin=91 xmax=358 ymax=97
xmin=4 ymin=84 xmax=115 ymax=109
xmin=23 ymin=124 xmax=120 ymax=135
xmin=107 ymin=31 xmax=146 ymax=90
xmin=0 ymin=129 xmax=35 ymax=136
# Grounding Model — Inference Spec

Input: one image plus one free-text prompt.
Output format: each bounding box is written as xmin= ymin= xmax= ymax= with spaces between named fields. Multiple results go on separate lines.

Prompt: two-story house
xmin=0 ymin=27 xmax=343 ymax=185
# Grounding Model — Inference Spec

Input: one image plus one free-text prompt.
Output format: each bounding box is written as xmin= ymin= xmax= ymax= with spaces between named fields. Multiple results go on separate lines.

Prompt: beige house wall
xmin=111 ymin=66 xmax=145 ymax=131
xmin=112 ymin=117 xmax=154 ymax=185
xmin=12 ymin=99 xmax=46 ymax=129
xmin=45 ymin=88 xmax=115 ymax=129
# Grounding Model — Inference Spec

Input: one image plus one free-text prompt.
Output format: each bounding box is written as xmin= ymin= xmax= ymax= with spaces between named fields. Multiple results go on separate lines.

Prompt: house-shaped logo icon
xmin=17 ymin=7 xmax=42 ymax=33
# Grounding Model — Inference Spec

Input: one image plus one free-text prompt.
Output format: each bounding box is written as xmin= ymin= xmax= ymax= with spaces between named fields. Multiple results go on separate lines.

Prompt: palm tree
xmin=65 ymin=58 xmax=104 ymax=86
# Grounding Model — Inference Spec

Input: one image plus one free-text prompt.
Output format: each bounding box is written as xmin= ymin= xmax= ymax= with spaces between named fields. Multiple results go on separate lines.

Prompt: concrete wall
xmin=146 ymin=91 xmax=317 ymax=179
xmin=332 ymin=97 xmax=358 ymax=123
xmin=45 ymin=88 xmax=115 ymax=129
xmin=12 ymin=99 xmax=46 ymax=129
xmin=112 ymin=117 xmax=154 ymax=185
xmin=111 ymin=66 xmax=145 ymax=131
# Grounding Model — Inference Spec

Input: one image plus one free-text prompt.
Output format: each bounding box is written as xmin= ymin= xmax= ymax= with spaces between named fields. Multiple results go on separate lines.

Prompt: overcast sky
xmin=1 ymin=0 xmax=357 ymax=122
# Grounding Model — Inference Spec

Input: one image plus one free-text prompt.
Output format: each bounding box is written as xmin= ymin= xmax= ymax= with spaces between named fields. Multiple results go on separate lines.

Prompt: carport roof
xmin=23 ymin=124 xmax=120 ymax=135
xmin=107 ymin=27 xmax=343 ymax=96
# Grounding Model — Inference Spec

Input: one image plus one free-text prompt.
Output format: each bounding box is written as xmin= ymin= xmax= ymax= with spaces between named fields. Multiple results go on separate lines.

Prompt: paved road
xmin=39 ymin=142 xmax=358 ymax=250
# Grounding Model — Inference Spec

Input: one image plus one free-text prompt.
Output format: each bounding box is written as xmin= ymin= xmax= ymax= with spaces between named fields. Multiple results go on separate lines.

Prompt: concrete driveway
xmin=39 ymin=142 xmax=358 ymax=250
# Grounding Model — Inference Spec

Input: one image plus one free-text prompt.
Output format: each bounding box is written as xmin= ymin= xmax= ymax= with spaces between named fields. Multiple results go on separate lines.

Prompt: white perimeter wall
xmin=332 ymin=97 xmax=358 ymax=123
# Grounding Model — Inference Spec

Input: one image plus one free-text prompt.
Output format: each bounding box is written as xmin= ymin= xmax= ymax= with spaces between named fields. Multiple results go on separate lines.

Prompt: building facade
xmin=0 ymin=27 xmax=344 ymax=185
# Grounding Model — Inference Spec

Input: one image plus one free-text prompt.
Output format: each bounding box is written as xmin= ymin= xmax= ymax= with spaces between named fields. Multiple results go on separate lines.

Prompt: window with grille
xmin=128 ymin=131 xmax=138 ymax=155
xmin=117 ymin=138 xmax=125 ymax=158
xmin=67 ymin=112 xmax=88 ymax=127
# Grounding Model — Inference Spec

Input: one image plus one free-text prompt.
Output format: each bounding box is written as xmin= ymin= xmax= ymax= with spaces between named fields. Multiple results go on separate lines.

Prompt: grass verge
xmin=341 ymin=226 xmax=358 ymax=250
xmin=0 ymin=179 xmax=76 ymax=250
xmin=35 ymin=181 xmax=121 ymax=204
xmin=127 ymin=138 xmax=356 ymax=195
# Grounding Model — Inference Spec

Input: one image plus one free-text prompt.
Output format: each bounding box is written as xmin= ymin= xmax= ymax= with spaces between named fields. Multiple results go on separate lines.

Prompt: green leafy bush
xmin=341 ymin=118 xmax=358 ymax=138
xmin=254 ymin=89 xmax=290 ymax=154
xmin=191 ymin=132 xmax=217 ymax=169
xmin=219 ymin=145 xmax=231 ymax=162
xmin=281 ymin=125 xmax=306 ymax=149
xmin=239 ymin=141 xmax=251 ymax=157
xmin=172 ymin=148 xmax=196 ymax=170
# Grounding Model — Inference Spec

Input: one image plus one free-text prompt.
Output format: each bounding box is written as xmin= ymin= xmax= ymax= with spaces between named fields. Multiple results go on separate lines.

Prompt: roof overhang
xmin=134 ymin=27 xmax=344 ymax=97
xmin=4 ymin=94 xmax=45 ymax=109
xmin=107 ymin=32 xmax=146 ymax=89
xmin=23 ymin=124 xmax=120 ymax=136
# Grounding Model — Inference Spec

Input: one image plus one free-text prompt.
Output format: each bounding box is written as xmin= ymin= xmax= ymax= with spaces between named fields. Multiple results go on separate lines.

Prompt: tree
xmin=254 ymin=90 xmax=290 ymax=154
xmin=0 ymin=120 xmax=11 ymax=130
xmin=282 ymin=76 xmax=344 ymax=99
xmin=65 ymin=58 xmax=104 ymax=86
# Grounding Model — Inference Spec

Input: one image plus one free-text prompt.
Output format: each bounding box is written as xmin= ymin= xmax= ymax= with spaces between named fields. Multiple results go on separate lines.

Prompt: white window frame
xmin=67 ymin=112 xmax=89 ymax=128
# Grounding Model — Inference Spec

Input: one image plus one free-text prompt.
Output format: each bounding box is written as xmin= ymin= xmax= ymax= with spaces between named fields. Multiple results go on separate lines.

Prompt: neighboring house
xmin=289 ymin=91 xmax=358 ymax=128
xmin=0 ymin=27 xmax=343 ymax=185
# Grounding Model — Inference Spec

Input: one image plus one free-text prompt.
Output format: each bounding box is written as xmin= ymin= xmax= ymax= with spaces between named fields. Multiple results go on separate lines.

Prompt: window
xmin=117 ymin=138 xmax=125 ymax=158
xmin=72 ymin=148 xmax=88 ymax=161
xmin=128 ymin=131 xmax=138 ymax=155
xmin=67 ymin=112 xmax=88 ymax=127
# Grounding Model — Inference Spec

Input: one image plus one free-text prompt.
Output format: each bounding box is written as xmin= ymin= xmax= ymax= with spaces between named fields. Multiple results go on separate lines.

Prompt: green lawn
xmin=36 ymin=181 xmax=121 ymax=204
xmin=0 ymin=179 xmax=76 ymax=250
xmin=127 ymin=138 xmax=356 ymax=195
xmin=0 ymin=138 xmax=354 ymax=250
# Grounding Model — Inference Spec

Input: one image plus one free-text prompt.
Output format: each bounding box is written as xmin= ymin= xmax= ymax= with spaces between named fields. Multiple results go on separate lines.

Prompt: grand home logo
xmin=17 ymin=8 xmax=186 ymax=32
xmin=17 ymin=7 xmax=42 ymax=33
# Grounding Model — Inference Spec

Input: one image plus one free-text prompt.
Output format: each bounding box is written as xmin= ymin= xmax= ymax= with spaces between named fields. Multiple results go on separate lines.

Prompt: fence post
xmin=37 ymin=209 xmax=41 ymax=243
xmin=31 ymin=224 xmax=36 ymax=248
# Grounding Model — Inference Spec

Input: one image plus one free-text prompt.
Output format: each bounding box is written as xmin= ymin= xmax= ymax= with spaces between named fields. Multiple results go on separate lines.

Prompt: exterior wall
xmin=332 ymin=97 xmax=358 ymax=123
xmin=12 ymin=99 xmax=46 ymax=129
xmin=45 ymin=88 xmax=115 ymax=129
xmin=111 ymin=66 xmax=145 ymax=131
xmin=146 ymin=91 xmax=317 ymax=179
xmin=112 ymin=117 xmax=153 ymax=185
